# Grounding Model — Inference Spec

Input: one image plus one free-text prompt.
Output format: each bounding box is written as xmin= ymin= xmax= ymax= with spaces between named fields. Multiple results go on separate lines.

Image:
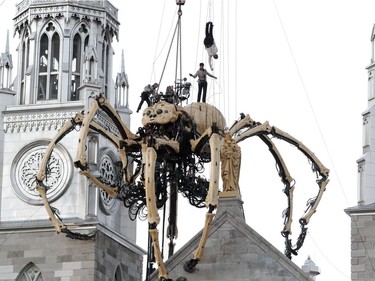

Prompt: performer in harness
xmin=204 ymin=22 xmax=218 ymax=71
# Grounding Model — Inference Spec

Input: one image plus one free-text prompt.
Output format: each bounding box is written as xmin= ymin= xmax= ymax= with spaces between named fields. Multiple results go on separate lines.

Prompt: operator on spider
xmin=136 ymin=82 xmax=159 ymax=113
xmin=189 ymin=62 xmax=217 ymax=103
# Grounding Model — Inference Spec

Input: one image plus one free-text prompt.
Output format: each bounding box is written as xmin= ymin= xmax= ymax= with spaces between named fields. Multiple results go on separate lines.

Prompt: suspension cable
xmin=158 ymin=5 xmax=184 ymax=94
xmin=174 ymin=7 xmax=183 ymax=94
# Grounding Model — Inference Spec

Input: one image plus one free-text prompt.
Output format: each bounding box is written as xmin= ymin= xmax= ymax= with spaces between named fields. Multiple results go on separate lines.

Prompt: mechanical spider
xmin=36 ymin=95 xmax=329 ymax=281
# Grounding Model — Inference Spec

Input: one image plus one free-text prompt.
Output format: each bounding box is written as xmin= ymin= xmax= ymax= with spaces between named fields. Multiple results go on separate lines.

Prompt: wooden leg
xmin=36 ymin=185 xmax=66 ymax=233
xmin=144 ymin=146 xmax=169 ymax=280
xmin=184 ymin=133 xmax=222 ymax=273
xmin=193 ymin=212 xmax=215 ymax=260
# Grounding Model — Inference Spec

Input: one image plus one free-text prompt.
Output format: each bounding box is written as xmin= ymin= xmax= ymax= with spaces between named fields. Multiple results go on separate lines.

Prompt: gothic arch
xmin=113 ymin=264 xmax=122 ymax=281
xmin=36 ymin=19 xmax=63 ymax=102
xmin=69 ymin=20 xmax=90 ymax=101
xmin=101 ymin=28 xmax=112 ymax=97
xmin=16 ymin=262 xmax=45 ymax=281
xmin=19 ymin=24 xmax=31 ymax=105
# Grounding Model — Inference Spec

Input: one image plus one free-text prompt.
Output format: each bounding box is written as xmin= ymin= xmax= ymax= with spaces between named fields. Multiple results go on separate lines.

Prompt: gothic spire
xmin=5 ymin=30 xmax=9 ymax=54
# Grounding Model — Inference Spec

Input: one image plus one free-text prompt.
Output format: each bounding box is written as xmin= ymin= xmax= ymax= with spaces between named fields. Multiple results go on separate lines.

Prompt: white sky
xmin=2 ymin=0 xmax=375 ymax=280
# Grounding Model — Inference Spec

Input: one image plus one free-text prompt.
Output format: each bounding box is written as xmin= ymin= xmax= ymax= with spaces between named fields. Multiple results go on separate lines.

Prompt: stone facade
xmin=346 ymin=205 xmax=375 ymax=281
xmin=0 ymin=227 xmax=143 ymax=280
xmin=95 ymin=229 xmax=143 ymax=281
xmin=0 ymin=1 xmax=143 ymax=280
xmin=0 ymin=229 xmax=96 ymax=280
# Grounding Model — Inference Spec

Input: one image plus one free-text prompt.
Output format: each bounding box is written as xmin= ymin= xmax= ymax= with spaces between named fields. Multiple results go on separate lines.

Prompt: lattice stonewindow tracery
xmin=11 ymin=141 xmax=73 ymax=205
xmin=17 ymin=263 xmax=45 ymax=281
xmin=99 ymin=153 xmax=121 ymax=215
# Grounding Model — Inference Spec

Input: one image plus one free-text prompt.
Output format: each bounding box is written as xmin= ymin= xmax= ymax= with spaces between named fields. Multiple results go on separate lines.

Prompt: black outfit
xmin=204 ymin=22 xmax=214 ymax=48
xmin=136 ymin=90 xmax=151 ymax=113
xmin=197 ymin=80 xmax=208 ymax=103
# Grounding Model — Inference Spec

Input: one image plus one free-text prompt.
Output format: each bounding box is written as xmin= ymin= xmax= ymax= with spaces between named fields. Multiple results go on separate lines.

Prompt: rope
xmin=150 ymin=0 xmax=168 ymax=84
xmin=234 ymin=0 xmax=238 ymax=121
xmin=157 ymin=14 xmax=180 ymax=91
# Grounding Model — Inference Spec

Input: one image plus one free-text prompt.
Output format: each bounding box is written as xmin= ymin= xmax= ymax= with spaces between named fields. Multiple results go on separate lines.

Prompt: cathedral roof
xmin=150 ymin=197 xmax=311 ymax=281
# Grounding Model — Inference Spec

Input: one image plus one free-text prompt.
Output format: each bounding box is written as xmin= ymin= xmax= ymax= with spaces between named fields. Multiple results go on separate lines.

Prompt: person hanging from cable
xmin=189 ymin=62 xmax=217 ymax=103
xmin=136 ymin=83 xmax=159 ymax=113
xmin=204 ymin=22 xmax=219 ymax=71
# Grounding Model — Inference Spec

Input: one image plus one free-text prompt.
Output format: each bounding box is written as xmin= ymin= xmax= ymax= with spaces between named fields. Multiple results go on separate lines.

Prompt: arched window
xmin=102 ymin=34 xmax=110 ymax=98
xmin=17 ymin=263 xmax=45 ymax=281
xmin=70 ymin=23 xmax=88 ymax=101
xmin=71 ymin=33 xmax=81 ymax=100
xmin=20 ymin=30 xmax=30 ymax=105
xmin=37 ymin=22 xmax=60 ymax=101
xmin=114 ymin=265 xmax=122 ymax=281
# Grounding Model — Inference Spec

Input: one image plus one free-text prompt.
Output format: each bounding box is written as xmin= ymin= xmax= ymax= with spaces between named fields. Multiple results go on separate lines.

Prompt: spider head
xmin=142 ymin=101 xmax=181 ymax=127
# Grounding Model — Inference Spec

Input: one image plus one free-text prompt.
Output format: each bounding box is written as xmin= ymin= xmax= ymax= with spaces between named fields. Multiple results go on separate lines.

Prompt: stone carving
xmin=12 ymin=141 xmax=72 ymax=205
xmin=220 ymin=131 xmax=241 ymax=196
xmin=15 ymin=0 xmax=119 ymax=39
xmin=21 ymin=151 xmax=61 ymax=193
xmin=99 ymin=153 xmax=120 ymax=215
xmin=4 ymin=110 xmax=76 ymax=133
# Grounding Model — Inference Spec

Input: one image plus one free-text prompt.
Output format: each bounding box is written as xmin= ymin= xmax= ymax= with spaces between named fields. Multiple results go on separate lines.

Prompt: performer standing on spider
xmin=189 ymin=62 xmax=217 ymax=103
xmin=204 ymin=22 xmax=218 ymax=71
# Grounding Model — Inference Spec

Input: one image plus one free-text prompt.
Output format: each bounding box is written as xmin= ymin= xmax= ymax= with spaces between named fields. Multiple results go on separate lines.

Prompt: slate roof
xmin=151 ymin=197 xmax=312 ymax=281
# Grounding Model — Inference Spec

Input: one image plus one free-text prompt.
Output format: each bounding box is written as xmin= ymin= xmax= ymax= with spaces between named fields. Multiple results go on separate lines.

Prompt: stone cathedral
xmin=0 ymin=1 xmax=144 ymax=280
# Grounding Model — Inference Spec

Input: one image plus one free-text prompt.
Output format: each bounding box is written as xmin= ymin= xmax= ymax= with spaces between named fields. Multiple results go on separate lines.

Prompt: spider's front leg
xmin=184 ymin=127 xmax=222 ymax=273
xmin=143 ymin=138 xmax=179 ymax=281
xmin=75 ymin=95 xmax=140 ymax=198
xmin=143 ymin=145 xmax=167 ymax=279
xmin=36 ymin=113 xmax=85 ymax=233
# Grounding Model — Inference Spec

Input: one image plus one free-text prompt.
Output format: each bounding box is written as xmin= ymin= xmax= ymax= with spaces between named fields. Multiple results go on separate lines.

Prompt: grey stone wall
xmin=0 ymin=230 xmax=96 ymax=280
xmin=350 ymin=214 xmax=375 ymax=281
xmin=0 ymin=228 xmax=144 ymax=281
xmin=95 ymin=230 xmax=143 ymax=281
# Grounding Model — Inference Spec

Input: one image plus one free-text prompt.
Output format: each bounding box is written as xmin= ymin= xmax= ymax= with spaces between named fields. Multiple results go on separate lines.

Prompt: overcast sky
xmin=2 ymin=0 xmax=375 ymax=280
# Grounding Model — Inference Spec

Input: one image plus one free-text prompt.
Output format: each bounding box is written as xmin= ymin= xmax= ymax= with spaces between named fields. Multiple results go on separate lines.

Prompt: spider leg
xmin=185 ymin=129 xmax=222 ymax=272
xmin=95 ymin=95 xmax=139 ymax=140
xmin=74 ymin=95 xmax=142 ymax=198
xmin=143 ymin=144 xmax=169 ymax=280
xmin=36 ymin=95 xmax=140 ymax=234
xmin=37 ymin=114 xmax=83 ymax=182
xmin=36 ymin=114 xmax=84 ymax=233
xmin=37 ymin=185 xmax=66 ymax=233
xmin=233 ymin=119 xmax=329 ymax=258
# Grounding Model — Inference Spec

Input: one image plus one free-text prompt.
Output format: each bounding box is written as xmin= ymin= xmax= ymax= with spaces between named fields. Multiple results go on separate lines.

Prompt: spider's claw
xmin=183 ymin=258 xmax=199 ymax=273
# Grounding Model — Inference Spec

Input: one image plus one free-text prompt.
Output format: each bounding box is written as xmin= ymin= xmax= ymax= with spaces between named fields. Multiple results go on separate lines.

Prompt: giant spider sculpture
xmin=36 ymin=95 xmax=329 ymax=281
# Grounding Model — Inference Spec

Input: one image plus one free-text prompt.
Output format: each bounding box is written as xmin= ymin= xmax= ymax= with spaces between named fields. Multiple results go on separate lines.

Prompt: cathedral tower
xmin=345 ymin=24 xmax=375 ymax=281
xmin=0 ymin=1 xmax=143 ymax=280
